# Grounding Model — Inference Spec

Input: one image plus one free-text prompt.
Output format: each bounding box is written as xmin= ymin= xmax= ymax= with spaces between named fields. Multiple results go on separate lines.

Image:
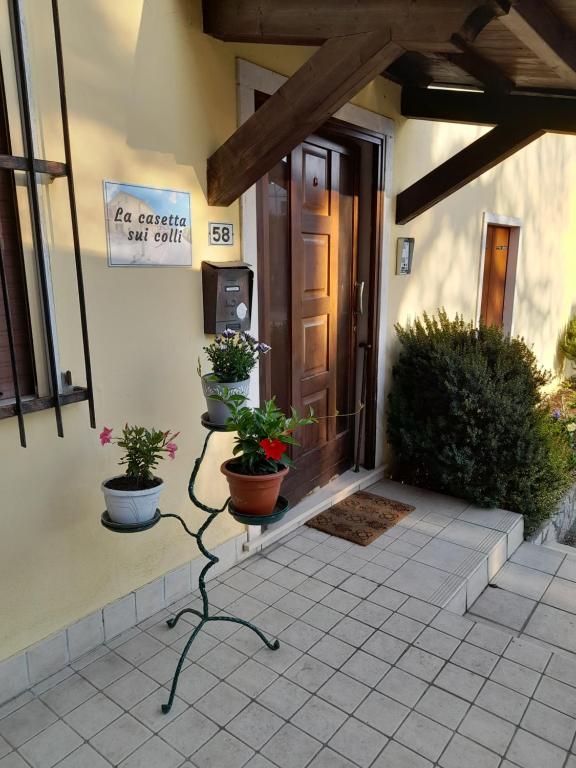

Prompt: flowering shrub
xmin=100 ymin=424 xmax=179 ymax=486
xmin=202 ymin=330 xmax=271 ymax=383
xmin=222 ymin=394 xmax=316 ymax=475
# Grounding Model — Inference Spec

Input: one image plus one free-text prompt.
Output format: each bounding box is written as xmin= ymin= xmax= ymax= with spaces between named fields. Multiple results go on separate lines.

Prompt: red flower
xmin=99 ymin=427 xmax=113 ymax=445
xmin=259 ymin=438 xmax=287 ymax=461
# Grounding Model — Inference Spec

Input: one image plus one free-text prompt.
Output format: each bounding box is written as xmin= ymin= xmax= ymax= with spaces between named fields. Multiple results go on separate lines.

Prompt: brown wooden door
xmin=480 ymin=225 xmax=510 ymax=327
xmin=258 ymin=134 xmax=358 ymax=506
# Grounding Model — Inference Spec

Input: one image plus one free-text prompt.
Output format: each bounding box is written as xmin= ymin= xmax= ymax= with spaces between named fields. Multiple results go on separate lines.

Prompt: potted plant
xmin=200 ymin=330 xmax=271 ymax=426
xmin=220 ymin=395 xmax=316 ymax=515
xmin=100 ymin=424 xmax=179 ymax=525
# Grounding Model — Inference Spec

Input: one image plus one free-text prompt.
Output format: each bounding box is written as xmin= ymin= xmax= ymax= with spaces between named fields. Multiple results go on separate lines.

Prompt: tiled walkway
xmin=1 ymin=483 xmax=576 ymax=767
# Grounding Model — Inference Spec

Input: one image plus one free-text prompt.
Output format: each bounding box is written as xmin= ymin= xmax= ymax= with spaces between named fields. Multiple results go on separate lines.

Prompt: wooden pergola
xmin=202 ymin=1 xmax=576 ymax=224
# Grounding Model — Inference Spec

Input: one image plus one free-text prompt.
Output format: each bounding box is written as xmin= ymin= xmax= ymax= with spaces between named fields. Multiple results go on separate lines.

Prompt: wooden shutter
xmin=0 ymin=71 xmax=35 ymax=400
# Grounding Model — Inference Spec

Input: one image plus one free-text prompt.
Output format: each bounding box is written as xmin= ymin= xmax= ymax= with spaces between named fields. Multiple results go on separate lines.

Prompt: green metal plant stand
xmin=101 ymin=418 xmax=285 ymax=714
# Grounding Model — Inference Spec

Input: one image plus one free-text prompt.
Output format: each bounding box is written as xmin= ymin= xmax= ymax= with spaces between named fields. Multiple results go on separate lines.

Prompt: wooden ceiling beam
xmin=446 ymin=33 xmax=515 ymax=91
xmin=497 ymin=0 xmax=576 ymax=86
xmin=385 ymin=52 xmax=434 ymax=89
xmin=401 ymin=86 xmax=576 ymax=133
xmin=207 ymin=32 xmax=403 ymax=206
xmin=203 ymin=0 xmax=483 ymax=45
xmin=395 ymin=121 xmax=544 ymax=224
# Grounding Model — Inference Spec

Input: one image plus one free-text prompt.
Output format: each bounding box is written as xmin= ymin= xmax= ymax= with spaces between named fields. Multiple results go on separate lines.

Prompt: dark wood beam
xmin=203 ymin=0 xmax=482 ymax=45
xmin=208 ymin=32 xmax=403 ymax=206
xmin=395 ymin=121 xmax=544 ymax=224
xmin=384 ymin=52 xmax=434 ymax=88
xmin=498 ymin=0 xmax=576 ymax=86
xmin=0 ymin=155 xmax=67 ymax=177
xmin=446 ymin=33 xmax=515 ymax=91
xmin=401 ymin=86 xmax=576 ymax=133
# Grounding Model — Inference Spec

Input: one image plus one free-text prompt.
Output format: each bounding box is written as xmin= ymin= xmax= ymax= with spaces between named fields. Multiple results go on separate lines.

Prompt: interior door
xmin=258 ymin=134 xmax=358 ymax=506
xmin=481 ymin=225 xmax=510 ymax=327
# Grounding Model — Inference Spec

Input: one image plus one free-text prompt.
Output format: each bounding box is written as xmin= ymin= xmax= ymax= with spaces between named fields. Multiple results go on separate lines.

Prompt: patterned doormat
xmin=305 ymin=491 xmax=415 ymax=546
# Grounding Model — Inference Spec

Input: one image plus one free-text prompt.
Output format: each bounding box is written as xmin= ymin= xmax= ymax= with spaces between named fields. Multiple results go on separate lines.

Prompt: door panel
xmin=481 ymin=225 xmax=510 ymax=327
xmin=259 ymin=133 xmax=359 ymax=506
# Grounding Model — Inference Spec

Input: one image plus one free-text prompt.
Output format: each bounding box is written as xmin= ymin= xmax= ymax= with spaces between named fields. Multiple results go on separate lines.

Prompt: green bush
xmin=561 ymin=315 xmax=576 ymax=362
xmin=387 ymin=310 xmax=574 ymax=535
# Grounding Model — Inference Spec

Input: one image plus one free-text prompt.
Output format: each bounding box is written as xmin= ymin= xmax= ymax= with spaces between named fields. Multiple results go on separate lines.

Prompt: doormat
xmin=305 ymin=491 xmax=415 ymax=546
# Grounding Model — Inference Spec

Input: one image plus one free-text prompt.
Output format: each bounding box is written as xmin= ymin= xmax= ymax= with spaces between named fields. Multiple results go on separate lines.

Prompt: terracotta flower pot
xmin=221 ymin=460 xmax=288 ymax=516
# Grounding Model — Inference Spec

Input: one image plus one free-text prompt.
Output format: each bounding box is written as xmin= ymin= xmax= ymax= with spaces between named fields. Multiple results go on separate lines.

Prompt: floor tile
xmin=227 ymin=701 xmax=283 ymax=749
xmin=330 ymin=617 xmax=374 ymax=647
xmin=542 ymin=577 xmax=576 ymax=613
xmin=439 ymin=733 xmax=500 ymax=768
xmin=465 ymin=622 xmax=511 ymax=655
xmin=291 ymin=696 xmax=347 ymax=741
xmin=362 ymin=631 xmax=408 ymax=664
xmin=491 ymin=562 xmax=552 ymax=600
xmin=293 ymin=578 xmax=334 ymax=602
xmin=556 ymin=555 xmax=576 ymax=583
xmin=524 ymin=603 xmax=576 ymax=654
xmin=434 ymin=663 xmax=484 ymax=702
xmin=0 ymin=700 xmax=57 ymax=748
xmin=413 ymin=627 xmax=460 ymax=659
xmin=340 ymin=650 xmax=390 ymax=687
xmin=166 ymin=666 xmax=217 ymax=705
xmin=469 ymin=588 xmax=536 ymax=631
xmin=115 ymin=633 xmax=165 ymax=666
xmin=51 ymin=744 xmax=111 ymax=767
xmin=320 ymin=589 xmax=360 ymax=614
xmin=503 ymin=637 xmax=550 ymax=672
xmin=328 ymin=717 xmax=388 ymax=768
xmin=451 ymin=642 xmax=499 ymax=676
xmin=366 ymin=585 xmax=408 ymax=611
xmin=103 ymin=668 xmax=159 ymax=709
xmin=307 ymin=747 xmax=358 ymax=768
xmin=80 ymin=652 xmax=132 ymax=689
xmin=18 ymin=720 xmax=82 ymax=767
xmin=39 ymin=674 xmax=97 ymax=716
xmin=316 ymin=670 xmax=370 ymax=714
xmin=458 ymin=705 xmax=515 ymax=754
xmin=309 ymin=635 xmax=354 ymax=669
xmin=261 ymin=723 xmax=321 ymax=768
xmin=355 ymin=690 xmax=410 ymax=736
xmin=395 ymin=711 xmax=452 ymax=762
xmin=415 ymin=686 xmax=469 ymax=729
xmin=196 ymin=644 xmax=246 ymax=679
xmin=89 ymin=712 xmax=152 ymax=763
xmin=534 ymin=676 xmax=576 ymax=718
xmin=348 ymin=602 xmax=391 ymax=628
xmin=194 ymin=681 xmax=250 ymax=726
xmin=396 ymin=647 xmax=445 ymax=682
xmin=520 ymin=699 xmax=576 ymax=749
xmin=117 ymin=735 xmax=184 ymax=768
xmin=489 ymin=658 xmax=540 ymax=696
xmin=510 ymin=543 xmax=564 ymax=574
xmin=284 ymin=655 xmax=334 ymax=693
xmin=372 ymin=740 xmax=433 ymax=768
xmin=63 ymin=692 xmax=122 ymax=739
xmin=129 ymin=688 xmax=188 ymax=732
xmin=506 ymin=728 xmax=567 ymax=768
xmin=474 ymin=680 xmax=529 ymax=724
xmin=430 ymin=611 xmax=474 ymax=640
xmin=377 ymin=668 xmax=428 ymax=707
xmin=258 ymin=677 xmax=310 ymax=720
xmin=226 ymin=659 xmax=277 ymax=698
xmin=313 ymin=564 xmax=349 ymax=588
xmin=381 ymin=614 xmax=425 ymax=644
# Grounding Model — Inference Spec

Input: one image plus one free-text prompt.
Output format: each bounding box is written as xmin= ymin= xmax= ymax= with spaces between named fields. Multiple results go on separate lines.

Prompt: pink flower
xmin=166 ymin=442 xmax=178 ymax=460
xmin=99 ymin=427 xmax=113 ymax=445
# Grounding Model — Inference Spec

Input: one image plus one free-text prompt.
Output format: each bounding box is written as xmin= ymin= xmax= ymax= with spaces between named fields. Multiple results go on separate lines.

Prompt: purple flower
xmin=257 ymin=343 xmax=271 ymax=354
xmin=222 ymin=328 xmax=236 ymax=339
xmin=552 ymin=409 xmax=562 ymax=420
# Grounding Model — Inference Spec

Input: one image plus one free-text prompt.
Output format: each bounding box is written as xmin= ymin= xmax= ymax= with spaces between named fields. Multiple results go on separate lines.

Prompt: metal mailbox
xmin=201 ymin=260 xmax=253 ymax=334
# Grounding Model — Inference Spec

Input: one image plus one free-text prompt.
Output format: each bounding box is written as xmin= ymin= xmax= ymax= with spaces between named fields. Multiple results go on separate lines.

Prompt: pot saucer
xmin=228 ymin=496 xmax=289 ymax=525
xmin=200 ymin=412 xmax=230 ymax=432
xmin=101 ymin=509 xmax=162 ymax=533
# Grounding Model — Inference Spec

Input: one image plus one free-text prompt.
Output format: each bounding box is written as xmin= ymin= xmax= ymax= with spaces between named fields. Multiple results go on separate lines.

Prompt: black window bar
xmin=0 ymin=0 xmax=95 ymax=446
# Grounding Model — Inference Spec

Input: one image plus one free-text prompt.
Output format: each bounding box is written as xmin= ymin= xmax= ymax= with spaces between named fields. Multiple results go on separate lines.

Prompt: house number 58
xmin=209 ymin=222 xmax=234 ymax=246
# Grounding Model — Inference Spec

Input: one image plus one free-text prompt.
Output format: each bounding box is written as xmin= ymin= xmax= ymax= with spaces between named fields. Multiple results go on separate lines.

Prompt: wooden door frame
xmin=476 ymin=212 xmax=522 ymax=336
xmin=237 ymin=58 xmax=394 ymax=493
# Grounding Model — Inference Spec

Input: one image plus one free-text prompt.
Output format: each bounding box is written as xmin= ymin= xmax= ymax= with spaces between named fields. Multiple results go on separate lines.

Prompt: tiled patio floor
xmin=1 ymin=484 xmax=576 ymax=767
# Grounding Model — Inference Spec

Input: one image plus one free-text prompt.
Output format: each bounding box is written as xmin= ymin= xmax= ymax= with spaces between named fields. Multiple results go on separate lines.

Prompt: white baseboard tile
xmin=0 ymin=530 xmax=248 ymax=707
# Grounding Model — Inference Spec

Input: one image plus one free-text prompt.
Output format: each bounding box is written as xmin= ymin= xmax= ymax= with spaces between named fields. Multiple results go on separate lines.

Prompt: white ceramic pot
xmin=201 ymin=374 xmax=250 ymax=426
xmin=102 ymin=476 xmax=163 ymax=525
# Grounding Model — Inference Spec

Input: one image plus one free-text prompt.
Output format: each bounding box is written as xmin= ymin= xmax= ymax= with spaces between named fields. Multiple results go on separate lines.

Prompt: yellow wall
xmin=0 ymin=0 xmax=574 ymax=662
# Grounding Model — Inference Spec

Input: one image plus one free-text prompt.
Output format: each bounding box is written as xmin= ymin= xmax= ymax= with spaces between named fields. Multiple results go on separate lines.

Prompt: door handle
xmin=355 ymin=281 xmax=365 ymax=316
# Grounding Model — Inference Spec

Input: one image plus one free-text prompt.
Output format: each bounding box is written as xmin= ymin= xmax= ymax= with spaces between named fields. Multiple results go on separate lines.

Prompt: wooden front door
xmin=258 ymin=133 xmax=359 ymax=506
xmin=480 ymin=225 xmax=510 ymax=327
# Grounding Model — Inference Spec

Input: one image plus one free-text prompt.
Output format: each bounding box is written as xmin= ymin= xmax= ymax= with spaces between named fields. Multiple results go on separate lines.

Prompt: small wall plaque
xmin=209 ymin=222 xmax=234 ymax=246
xmin=396 ymin=237 xmax=414 ymax=275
